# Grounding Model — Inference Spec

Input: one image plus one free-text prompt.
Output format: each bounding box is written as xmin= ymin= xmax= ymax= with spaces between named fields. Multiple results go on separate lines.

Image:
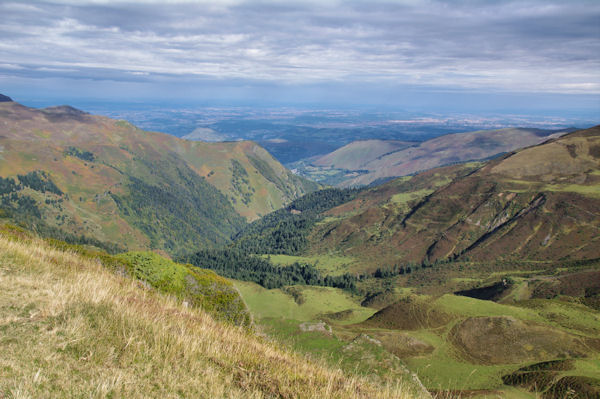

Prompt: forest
xmin=109 ymin=160 xmax=246 ymax=254
xmin=232 ymin=187 xmax=360 ymax=255
xmin=179 ymin=249 xmax=357 ymax=291
xmin=0 ymin=174 xmax=122 ymax=253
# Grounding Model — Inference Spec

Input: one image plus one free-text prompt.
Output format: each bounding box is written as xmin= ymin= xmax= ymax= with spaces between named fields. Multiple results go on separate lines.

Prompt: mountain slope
xmin=0 ymin=228 xmax=422 ymax=398
xmin=0 ymin=97 xmax=318 ymax=254
xmin=308 ymin=125 xmax=600 ymax=269
xmin=302 ymin=127 xmax=573 ymax=186
xmin=313 ymin=139 xmax=416 ymax=170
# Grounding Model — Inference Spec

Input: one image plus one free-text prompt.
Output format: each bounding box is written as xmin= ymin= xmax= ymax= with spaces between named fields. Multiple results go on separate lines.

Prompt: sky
xmin=1 ymin=0 xmax=599 ymax=116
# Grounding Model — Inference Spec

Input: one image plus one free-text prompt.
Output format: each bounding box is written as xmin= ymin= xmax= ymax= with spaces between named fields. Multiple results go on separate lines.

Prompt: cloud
xmin=0 ymin=0 xmax=599 ymax=98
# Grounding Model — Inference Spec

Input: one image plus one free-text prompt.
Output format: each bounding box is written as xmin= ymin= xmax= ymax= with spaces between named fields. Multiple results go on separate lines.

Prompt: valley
xmin=221 ymin=126 xmax=600 ymax=397
xmin=1 ymin=95 xmax=598 ymax=398
xmin=234 ymin=274 xmax=599 ymax=397
xmin=3 ymin=0 xmax=599 ymax=397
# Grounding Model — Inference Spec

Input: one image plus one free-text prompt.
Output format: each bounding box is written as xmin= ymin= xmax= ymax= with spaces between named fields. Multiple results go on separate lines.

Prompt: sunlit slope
xmin=313 ymin=139 xmax=416 ymax=170
xmin=0 ymin=230 xmax=421 ymax=398
xmin=0 ymin=99 xmax=318 ymax=254
xmin=309 ymin=126 xmax=600 ymax=268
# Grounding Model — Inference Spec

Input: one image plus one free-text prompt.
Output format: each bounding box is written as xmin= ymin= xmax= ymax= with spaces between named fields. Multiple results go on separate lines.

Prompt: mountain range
xmin=226 ymin=125 xmax=600 ymax=397
xmin=318 ymin=126 xmax=599 ymax=266
xmin=1 ymin=94 xmax=599 ymax=397
xmin=294 ymin=127 xmax=575 ymax=186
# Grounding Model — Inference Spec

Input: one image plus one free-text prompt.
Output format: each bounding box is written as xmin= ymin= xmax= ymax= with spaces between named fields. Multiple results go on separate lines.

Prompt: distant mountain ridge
xmin=0 ymin=95 xmax=318 ymax=255
xmin=297 ymin=127 xmax=576 ymax=186
xmin=312 ymin=139 xmax=417 ymax=170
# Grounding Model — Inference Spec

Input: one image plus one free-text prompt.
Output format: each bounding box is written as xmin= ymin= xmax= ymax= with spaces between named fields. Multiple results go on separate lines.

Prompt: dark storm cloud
xmin=1 ymin=0 xmax=599 ymax=93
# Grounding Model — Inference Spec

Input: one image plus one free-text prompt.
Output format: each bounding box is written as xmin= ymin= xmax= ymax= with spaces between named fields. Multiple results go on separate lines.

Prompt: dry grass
xmin=0 ymin=234 xmax=425 ymax=399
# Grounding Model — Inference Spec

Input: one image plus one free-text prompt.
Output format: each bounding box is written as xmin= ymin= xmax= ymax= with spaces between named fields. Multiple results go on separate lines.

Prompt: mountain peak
xmin=42 ymin=105 xmax=88 ymax=115
xmin=41 ymin=105 xmax=91 ymax=122
xmin=0 ymin=94 xmax=13 ymax=102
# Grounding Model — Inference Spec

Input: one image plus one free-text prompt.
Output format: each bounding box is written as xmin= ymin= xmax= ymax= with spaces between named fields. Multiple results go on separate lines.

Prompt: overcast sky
xmin=1 ymin=0 xmax=599 ymax=114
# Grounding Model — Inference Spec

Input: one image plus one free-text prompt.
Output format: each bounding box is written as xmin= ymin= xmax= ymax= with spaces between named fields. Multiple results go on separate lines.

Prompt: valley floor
xmin=234 ymin=268 xmax=600 ymax=399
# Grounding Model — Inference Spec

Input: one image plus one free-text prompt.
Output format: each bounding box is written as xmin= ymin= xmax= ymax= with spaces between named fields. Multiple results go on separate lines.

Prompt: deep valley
xmin=1 ymin=95 xmax=598 ymax=398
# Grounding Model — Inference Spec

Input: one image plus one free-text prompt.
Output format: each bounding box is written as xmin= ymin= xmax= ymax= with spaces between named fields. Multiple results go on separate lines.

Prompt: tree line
xmin=178 ymin=249 xmax=357 ymax=291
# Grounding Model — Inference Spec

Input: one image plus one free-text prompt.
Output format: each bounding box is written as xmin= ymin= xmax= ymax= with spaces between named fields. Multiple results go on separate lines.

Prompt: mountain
xmin=224 ymin=126 xmax=600 ymax=397
xmin=308 ymin=125 xmax=600 ymax=270
xmin=312 ymin=139 xmax=417 ymax=170
xmin=0 ymin=97 xmax=318 ymax=255
xmin=297 ymin=127 xmax=574 ymax=186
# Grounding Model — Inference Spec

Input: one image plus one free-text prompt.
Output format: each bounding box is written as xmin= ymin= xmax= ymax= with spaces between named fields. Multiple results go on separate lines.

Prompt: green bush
xmin=117 ymin=251 xmax=251 ymax=326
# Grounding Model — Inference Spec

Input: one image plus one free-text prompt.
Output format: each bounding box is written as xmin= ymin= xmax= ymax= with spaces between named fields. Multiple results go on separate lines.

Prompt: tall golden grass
xmin=0 ymin=234 xmax=426 ymax=398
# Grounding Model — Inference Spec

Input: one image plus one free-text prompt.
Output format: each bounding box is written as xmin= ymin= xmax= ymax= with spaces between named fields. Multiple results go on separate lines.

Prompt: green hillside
xmin=231 ymin=267 xmax=599 ymax=397
xmin=313 ymin=139 xmax=416 ymax=170
xmin=0 ymin=98 xmax=318 ymax=255
xmin=2 ymin=95 xmax=598 ymax=398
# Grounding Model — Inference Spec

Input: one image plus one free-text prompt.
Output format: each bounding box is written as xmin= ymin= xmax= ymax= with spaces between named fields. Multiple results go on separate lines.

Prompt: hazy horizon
xmin=1 ymin=0 xmax=599 ymax=119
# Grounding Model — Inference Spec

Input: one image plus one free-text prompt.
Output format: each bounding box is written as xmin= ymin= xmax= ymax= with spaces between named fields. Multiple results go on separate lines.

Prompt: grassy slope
xmin=116 ymin=251 xmax=251 ymax=326
xmin=233 ymin=281 xmax=431 ymax=395
xmin=266 ymin=254 xmax=358 ymax=276
xmin=307 ymin=163 xmax=481 ymax=274
xmin=235 ymin=281 xmax=375 ymax=323
xmin=358 ymin=292 xmax=600 ymax=392
xmin=0 ymin=101 xmax=318 ymax=254
xmin=0 ymin=223 xmax=251 ymax=326
xmin=0 ymin=232 xmax=423 ymax=399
